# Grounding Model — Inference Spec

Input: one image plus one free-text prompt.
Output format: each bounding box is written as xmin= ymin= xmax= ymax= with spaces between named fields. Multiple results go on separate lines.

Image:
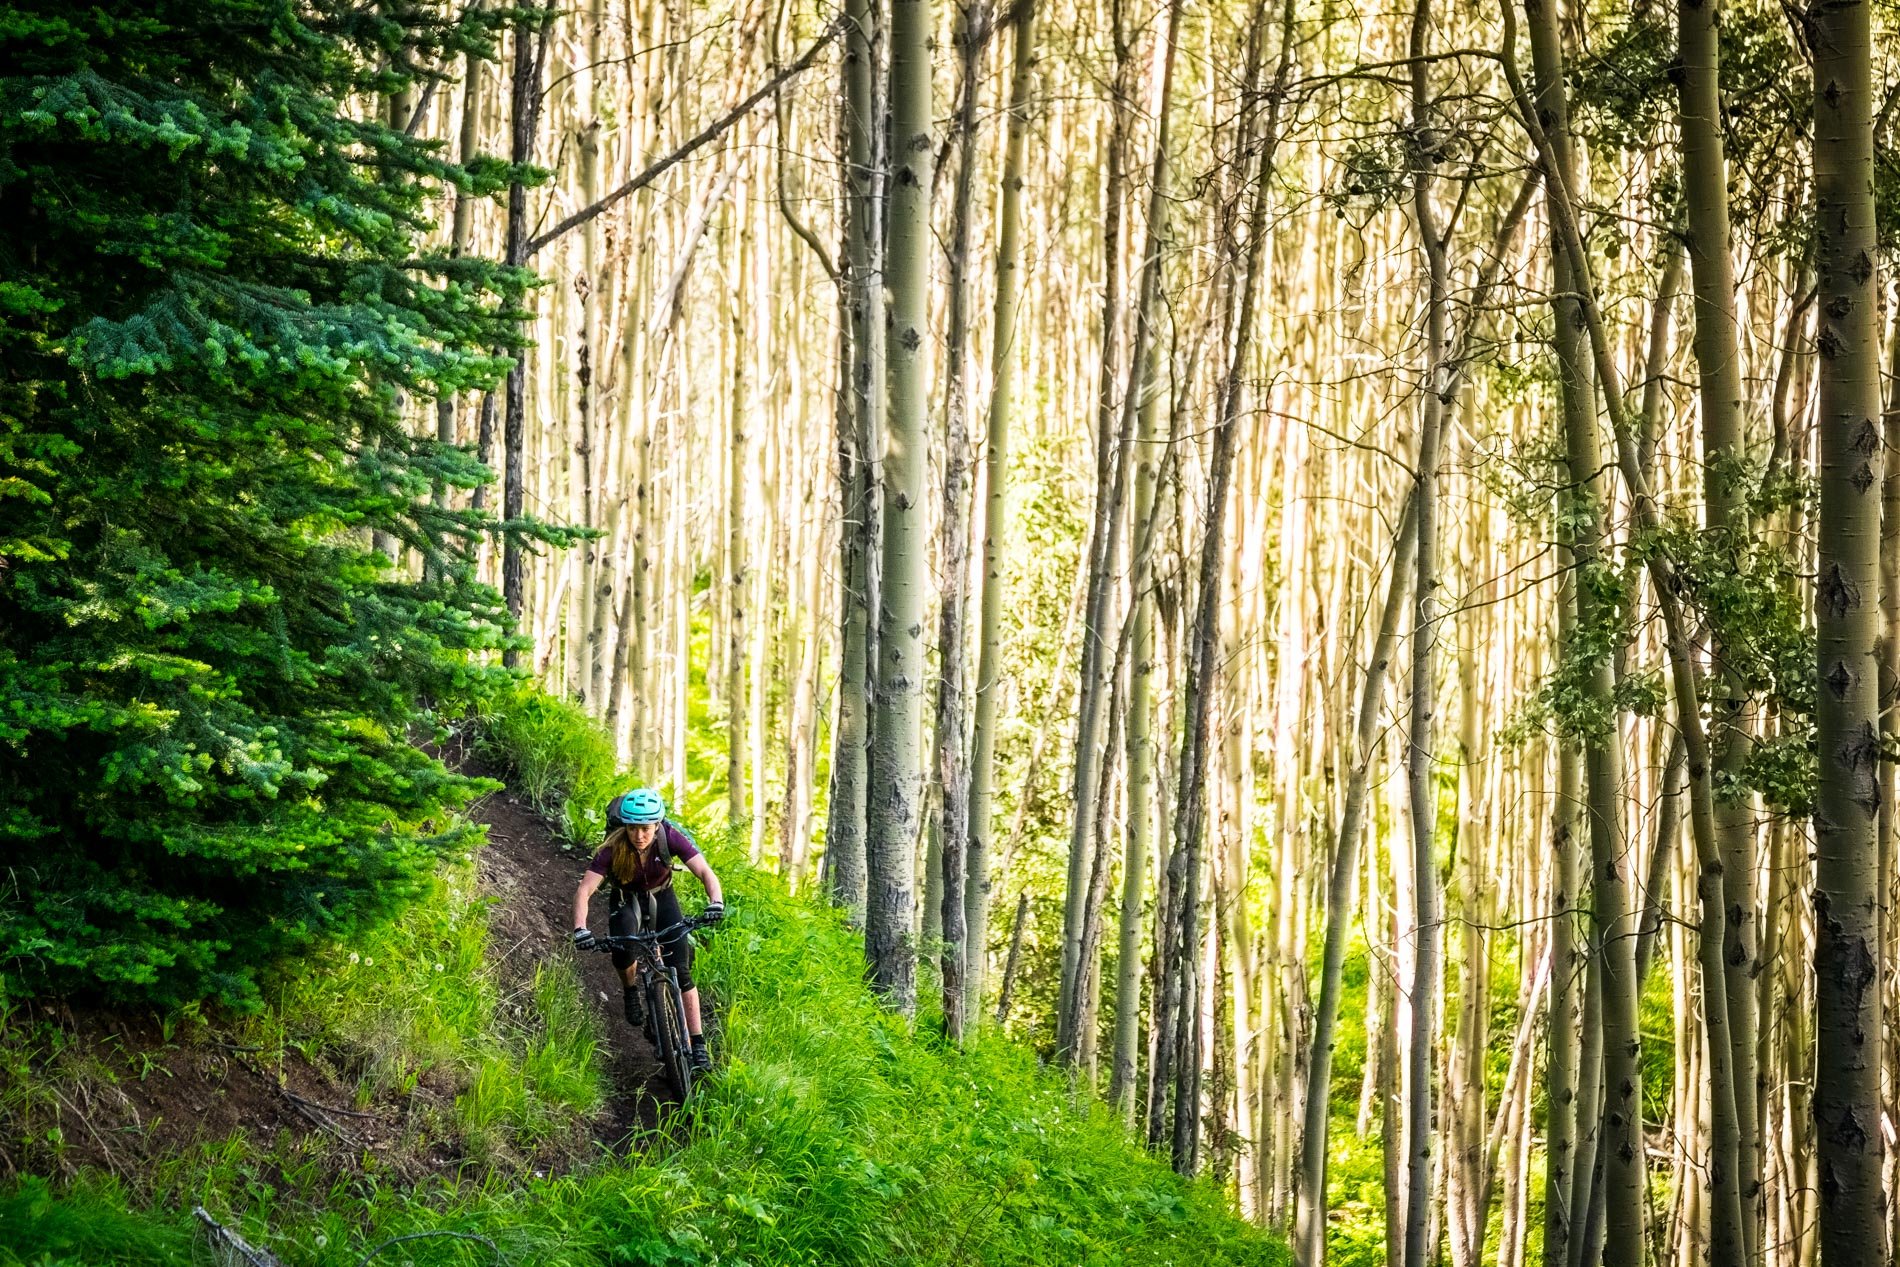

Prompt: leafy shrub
xmin=0 ymin=0 xmax=549 ymax=1009
xmin=476 ymin=686 xmax=626 ymax=843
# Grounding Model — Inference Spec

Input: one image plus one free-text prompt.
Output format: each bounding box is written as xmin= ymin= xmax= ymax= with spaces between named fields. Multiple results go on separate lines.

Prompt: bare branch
xmin=524 ymin=21 xmax=841 ymax=258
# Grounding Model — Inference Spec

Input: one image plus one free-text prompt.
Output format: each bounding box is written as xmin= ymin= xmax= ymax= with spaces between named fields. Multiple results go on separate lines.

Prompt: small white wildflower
xmin=434 ymin=963 xmax=445 ymax=973
xmin=364 ymin=957 xmax=374 ymax=967
xmin=349 ymin=952 xmax=360 ymax=964
xmin=314 ymin=1235 xmax=328 ymax=1249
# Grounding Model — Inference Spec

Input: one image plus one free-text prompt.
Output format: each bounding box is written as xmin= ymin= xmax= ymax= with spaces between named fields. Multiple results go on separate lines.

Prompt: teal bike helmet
xmin=608 ymin=788 xmax=665 ymax=827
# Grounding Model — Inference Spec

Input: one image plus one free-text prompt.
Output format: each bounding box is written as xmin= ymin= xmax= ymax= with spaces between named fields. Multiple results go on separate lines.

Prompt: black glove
xmin=571 ymin=926 xmax=596 ymax=949
xmin=702 ymin=901 xmax=726 ymax=924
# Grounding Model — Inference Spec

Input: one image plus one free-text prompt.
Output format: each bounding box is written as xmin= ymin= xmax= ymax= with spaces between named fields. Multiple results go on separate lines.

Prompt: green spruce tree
xmin=0 ymin=0 xmax=551 ymax=1008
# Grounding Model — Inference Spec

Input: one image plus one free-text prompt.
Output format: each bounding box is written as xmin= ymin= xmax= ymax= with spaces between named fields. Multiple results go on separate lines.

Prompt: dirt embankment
xmin=0 ymin=755 xmax=664 ymax=1187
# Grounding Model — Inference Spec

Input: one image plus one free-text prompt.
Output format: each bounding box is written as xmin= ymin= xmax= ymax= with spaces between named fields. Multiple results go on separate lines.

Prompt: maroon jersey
xmin=586 ymin=821 xmax=700 ymax=894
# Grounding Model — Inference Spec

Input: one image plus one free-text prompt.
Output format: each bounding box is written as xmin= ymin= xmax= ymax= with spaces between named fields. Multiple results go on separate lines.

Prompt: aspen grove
xmin=8 ymin=0 xmax=1900 ymax=1263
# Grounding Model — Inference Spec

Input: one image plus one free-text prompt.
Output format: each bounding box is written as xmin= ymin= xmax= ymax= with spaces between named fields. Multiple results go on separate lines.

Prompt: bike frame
xmin=584 ymin=915 xmax=714 ymax=1100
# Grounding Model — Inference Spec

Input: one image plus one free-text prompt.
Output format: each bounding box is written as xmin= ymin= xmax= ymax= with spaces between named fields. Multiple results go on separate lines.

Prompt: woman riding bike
xmin=570 ymin=788 xmax=724 ymax=1073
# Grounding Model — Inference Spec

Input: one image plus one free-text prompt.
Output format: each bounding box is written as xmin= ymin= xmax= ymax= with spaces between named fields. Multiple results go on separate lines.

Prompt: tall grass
xmin=251 ymin=858 xmax=605 ymax=1161
xmin=475 ymin=685 xmax=624 ymax=843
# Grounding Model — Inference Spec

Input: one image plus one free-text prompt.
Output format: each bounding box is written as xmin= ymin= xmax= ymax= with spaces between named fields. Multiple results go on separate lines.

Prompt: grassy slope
xmin=2 ymin=696 xmax=1285 ymax=1267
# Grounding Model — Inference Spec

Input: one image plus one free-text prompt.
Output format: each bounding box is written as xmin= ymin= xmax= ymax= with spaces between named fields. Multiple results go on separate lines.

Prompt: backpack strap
xmin=658 ymin=820 xmax=695 ymax=865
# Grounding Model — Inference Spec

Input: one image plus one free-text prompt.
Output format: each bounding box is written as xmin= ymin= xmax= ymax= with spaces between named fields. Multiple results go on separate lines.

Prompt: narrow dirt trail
xmin=465 ymin=778 xmax=669 ymax=1150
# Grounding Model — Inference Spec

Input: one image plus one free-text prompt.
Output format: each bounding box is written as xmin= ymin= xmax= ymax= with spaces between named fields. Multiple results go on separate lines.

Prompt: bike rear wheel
xmin=649 ymin=976 xmax=693 ymax=1102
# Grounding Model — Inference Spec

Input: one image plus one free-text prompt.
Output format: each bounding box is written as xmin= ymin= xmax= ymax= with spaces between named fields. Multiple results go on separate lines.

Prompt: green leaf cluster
xmin=0 ymin=1 xmax=548 ymax=1007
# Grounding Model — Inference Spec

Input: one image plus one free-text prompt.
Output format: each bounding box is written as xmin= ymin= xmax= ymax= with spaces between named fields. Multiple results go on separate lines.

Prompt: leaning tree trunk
xmin=1811 ymin=0 xmax=1886 ymax=1255
xmin=863 ymin=0 xmax=934 ymax=1013
xmin=965 ymin=0 xmax=1038 ymax=1021
xmin=825 ymin=0 xmax=884 ymax=922
xmin=1061 ymin=0 xmax=1185 ymax=1063
xmin=1676 ymin=2 xmax=1762 ymax=1247
xmin=1056 ymin=17 xmax=1135 ymax=1062
xmin=1504 ymin=0 xmax=1732 ymax=1261
xmin=1292 ymin=495 xmax=1416 ymax=1267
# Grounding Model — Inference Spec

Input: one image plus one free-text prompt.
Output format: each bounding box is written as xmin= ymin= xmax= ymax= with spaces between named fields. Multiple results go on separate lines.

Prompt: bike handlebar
xmin=579 ymin=913 xmax=720 ymax=951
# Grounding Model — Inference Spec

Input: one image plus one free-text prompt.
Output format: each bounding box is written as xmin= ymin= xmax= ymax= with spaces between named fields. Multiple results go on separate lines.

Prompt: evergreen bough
xmin=0 ymin=0 xmax=549 ymax=1007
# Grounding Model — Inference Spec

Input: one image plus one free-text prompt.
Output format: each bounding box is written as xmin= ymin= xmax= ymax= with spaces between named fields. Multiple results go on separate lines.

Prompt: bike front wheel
xmin=648 ymin=976 xmax=693 ymax=1102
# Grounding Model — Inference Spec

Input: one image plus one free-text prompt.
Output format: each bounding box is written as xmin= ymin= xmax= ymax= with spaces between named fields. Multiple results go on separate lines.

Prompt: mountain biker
xmin=570 ymin=788 xmax=725 ymax=1073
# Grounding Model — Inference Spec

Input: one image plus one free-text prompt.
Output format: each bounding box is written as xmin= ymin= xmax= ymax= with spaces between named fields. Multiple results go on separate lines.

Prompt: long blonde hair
xmin=604 ymin=825 xmax=655 ymax=886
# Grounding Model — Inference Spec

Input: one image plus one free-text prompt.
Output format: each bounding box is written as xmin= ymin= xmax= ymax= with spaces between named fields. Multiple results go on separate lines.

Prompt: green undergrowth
xmin=262 ymin=860 xmax=608 ymax=1160
xmin=4 ymin=688 xmax=1284 ymax=1265
xmin=475 ymin=686 xmax=626 ymax=844
xmin=0 ymin=858 xmax=605 ymax=1183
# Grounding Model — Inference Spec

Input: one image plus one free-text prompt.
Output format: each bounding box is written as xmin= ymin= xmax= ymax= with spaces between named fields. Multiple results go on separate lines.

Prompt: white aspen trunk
xmin=964 ymin=0 xmax=1038 ymax=1024
xmin=863 ymin=0 xmax=934 ymax=1011
xmin=725 ymin=160 xmax=751 ymax=838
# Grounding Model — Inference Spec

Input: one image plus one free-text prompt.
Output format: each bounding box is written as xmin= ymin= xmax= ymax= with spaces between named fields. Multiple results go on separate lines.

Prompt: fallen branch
xmin=283 ymin=1089 xmax=379 ymax=1119
xmin=193 ymin=1207 xmax=286 ymax=1267
xmin=284 ymin=1094 xmax=365 ymax=1148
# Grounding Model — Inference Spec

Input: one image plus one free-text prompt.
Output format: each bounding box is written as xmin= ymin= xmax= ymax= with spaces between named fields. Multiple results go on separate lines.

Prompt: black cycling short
xmin=608 ymin=884 xmax=694 ymax=993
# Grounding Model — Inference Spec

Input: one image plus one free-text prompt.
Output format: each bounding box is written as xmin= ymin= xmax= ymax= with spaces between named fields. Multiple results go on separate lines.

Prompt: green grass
xmin=4 ymin=687 xmax=1285 ymax=1266
xmin=476 ymin=685 xmax=625 ymax=843
xmin=3 ymin=844 xmax=1285 ymax=1266
xmin=258 ymin=859 xmax=607 ymax=1162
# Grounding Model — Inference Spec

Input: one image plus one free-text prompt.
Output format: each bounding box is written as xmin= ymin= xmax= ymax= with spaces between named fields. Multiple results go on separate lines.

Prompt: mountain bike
xmin=582 ymin=914 xmax=718 ymax=1101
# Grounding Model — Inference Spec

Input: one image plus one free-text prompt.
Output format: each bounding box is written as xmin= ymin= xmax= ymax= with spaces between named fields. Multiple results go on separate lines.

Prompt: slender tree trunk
xmin=934 ymin=0 xmax=991 ymax=1044
xmin=1077 ymin=648 xmax=1130 ymax=1079
xmin=995 ymin=890 xmax=1031 ymax=1025
xmin=1381 ymin=846 xmax=1408 ymax=1258
xmin=1502 ymin=27 xmax=1747 ymax=1263
xmin=826 ymin=0 xmax=884 ymax=922
xmin=1635 ymin=731 xmax=1688 ymax=981
xmin=1880 ymin=281 xmax=1900 ymax=1267
xmin=726 ymin=190 xmax=751 ymax=838
xmin=1061 ymin=0 xmax=1184 ymax=1062
xmin=1811 ymin=0 xmax=1886 ymax=1252
xmin=1545 ymin=674 xmax=1585 ymax=1267
xmin=1676 ymin=3 xmax=1762 ymax=1247
xmin=500 ymin=20 xmax=548 ymax=663
xmin=965 ymin=0 xmax=1038 ymax=1026
xmin=1293 ymin=495 xmax=1417 ymax=1267
xmin=863 ymin=0 xmax=934 ymax=1012
xmin=574 ymin=0 xmax=608 ymax=706
xmin=1166 ymin=0 xmax=1292 ymax=1173
xmin=1400 ymin=2 xmax=1448 ymax=1257
xmin=1056 ymin=13 xmax=1136 ymax=1060
xmin=432 ymin=7 xmax=485 ymax=568
xmin=1110 ymin=289 xmax=1170 ymax=1120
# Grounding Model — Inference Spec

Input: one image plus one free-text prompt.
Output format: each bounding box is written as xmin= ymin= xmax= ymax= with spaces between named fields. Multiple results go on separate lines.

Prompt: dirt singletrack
xmin=462 ymin=770 xmax=672 ymax=1150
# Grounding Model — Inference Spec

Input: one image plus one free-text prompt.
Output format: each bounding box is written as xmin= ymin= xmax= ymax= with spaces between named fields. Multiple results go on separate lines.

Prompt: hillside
xmin=1 ymin=714 xmax=1284 ymax=1267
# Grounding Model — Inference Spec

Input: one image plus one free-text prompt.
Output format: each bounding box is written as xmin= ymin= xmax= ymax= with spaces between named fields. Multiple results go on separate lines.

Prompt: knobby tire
xmin=650 ymin=974 xmax=693 ymax=1102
